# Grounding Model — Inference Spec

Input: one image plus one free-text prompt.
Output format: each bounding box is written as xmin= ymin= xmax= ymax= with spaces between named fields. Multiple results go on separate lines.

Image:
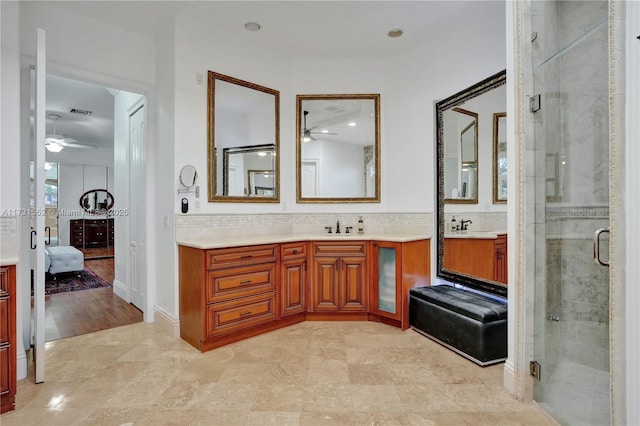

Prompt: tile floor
xmin=1 ymin=321 xmax=554 ymax=425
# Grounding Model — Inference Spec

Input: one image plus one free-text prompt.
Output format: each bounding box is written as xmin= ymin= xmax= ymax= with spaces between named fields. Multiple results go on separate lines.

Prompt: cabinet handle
xmin=241 ymin=255 xmax=253 ymax=259
xmin=239 ymin=311 xmax=252 ymax=317
xmin=240 ymin=280 xmax=252 ymax=285
xmin=292 ymin=249 xmax=298 ymax=254
xmin=496 ymin=250 xmax=503 ymax=260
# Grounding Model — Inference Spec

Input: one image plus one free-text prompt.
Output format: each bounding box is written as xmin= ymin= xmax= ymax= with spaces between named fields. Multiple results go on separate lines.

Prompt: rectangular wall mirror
xmin=208 ymin=71 xmax=280 ymax=202
xmin=296 ymin=94 xmax=380 ymax=203
xmin=436 ymin=70 xmax=507 ymax=296
xmin=444 ymin=107 xmax=479 ymax=203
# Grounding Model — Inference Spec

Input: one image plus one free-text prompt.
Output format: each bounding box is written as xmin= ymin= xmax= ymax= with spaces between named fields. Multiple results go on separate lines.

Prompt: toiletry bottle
xmin=357 ymin=216 xmax=364 ymax=234
xmin=451 ymin=216 xmax=457 ymax=232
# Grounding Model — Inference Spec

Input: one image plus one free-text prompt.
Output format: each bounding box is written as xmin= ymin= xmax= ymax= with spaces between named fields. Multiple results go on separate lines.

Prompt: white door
xmin=302 ymin=161 xmax=318 ymax=197
xmin=129 ymin=105 xmax=145 ymax=310
xmin=32 ymin=28 xmax=47 ymax=383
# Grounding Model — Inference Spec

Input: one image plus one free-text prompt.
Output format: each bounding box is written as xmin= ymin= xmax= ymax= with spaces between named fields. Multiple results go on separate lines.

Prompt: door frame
xmin=19 ymin=60 xmax=154 ymax=363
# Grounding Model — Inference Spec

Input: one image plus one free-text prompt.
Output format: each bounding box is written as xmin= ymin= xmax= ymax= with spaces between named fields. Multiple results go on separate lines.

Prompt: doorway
xmin=529 ymin=1 xmax=610 ymax=424
xmin=31 ymin=73 xmax=145 ymax=342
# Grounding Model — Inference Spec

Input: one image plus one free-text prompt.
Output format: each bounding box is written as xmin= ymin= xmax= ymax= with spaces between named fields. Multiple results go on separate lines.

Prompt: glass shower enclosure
xmin=530 ymin=1 xmax=610 ymax=424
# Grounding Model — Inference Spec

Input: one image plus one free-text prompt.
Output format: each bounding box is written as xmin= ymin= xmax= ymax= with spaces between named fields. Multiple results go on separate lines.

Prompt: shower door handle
xmin=593 ymin=227 xmax=610 ymax=267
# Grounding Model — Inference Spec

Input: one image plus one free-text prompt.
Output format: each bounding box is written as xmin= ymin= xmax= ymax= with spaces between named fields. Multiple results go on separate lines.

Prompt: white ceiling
xmin=44 ymin=1 xmax=506 ymax=151
xmin=46 ymin=74 xmax=115 ymax=150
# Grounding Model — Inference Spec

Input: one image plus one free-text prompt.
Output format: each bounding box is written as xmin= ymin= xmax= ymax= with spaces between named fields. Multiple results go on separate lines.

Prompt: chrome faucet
xmin=335 ymin=220 xmax=341 ymax=234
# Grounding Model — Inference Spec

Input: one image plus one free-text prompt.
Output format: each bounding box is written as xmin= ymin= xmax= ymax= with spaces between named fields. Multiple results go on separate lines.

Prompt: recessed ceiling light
xmin=388 ymin=28 xmax=403 ymax=38
xmin=244 ymin=22 xmax=261 ymax=31
xmin=321 ymin=130 xmax=329 ymax=134
xmin=348 ymin=122 xmax=357 ymax=127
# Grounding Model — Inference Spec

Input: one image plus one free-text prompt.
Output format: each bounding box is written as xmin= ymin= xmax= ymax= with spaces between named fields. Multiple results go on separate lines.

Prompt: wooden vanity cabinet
xmin=309 ymin=241 xmax=368 ymax=313
xmin=179 ymin=244 xmax=288 ymax=352
xmin=443 ymin=234 xmax=507 ymax=284
xmin=280 ymin=242 xmax=307 ymax=317
xmin=0 ymin=265 xmax=16 ymax=414
xmin=179 ymin=238 xmax=429 ymax=352
xmin=369 ymin=240 xmax=430 ymax=330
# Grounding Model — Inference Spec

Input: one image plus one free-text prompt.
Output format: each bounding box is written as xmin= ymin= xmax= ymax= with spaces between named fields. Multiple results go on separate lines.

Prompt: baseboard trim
xmin=112 ymin=279 xmax=128 ymax=301
xmin=16 ymin=349 xmax=27 ymax=380
xmin=503 ymin=360 xmax=516 ymax=396
xmin=154 ymin=306 xmax=180 ymax=338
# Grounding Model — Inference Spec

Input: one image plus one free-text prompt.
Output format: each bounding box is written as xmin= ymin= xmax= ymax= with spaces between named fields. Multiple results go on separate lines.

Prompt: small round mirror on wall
xmin=179 ymin=165 xmax=198 ymax=188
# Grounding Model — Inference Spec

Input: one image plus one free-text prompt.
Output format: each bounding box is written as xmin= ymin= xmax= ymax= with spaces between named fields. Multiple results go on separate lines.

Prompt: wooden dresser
xmin=0 ymin=265 xmax=16 ymax=414
xmin=70 ymin=218 xmax=114 ymax=249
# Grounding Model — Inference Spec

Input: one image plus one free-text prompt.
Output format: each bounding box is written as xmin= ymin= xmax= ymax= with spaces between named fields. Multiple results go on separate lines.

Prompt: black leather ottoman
xmin=409 ymin=285 xmax=507 ymax=366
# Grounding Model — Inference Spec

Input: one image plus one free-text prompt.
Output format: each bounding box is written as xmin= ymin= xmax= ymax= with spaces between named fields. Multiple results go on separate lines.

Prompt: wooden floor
xmin=44 ymin=257 xmax=143 ymax=341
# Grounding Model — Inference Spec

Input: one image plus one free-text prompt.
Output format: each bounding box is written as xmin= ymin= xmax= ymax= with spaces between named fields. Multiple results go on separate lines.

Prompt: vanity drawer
xmin=207 ymin=263 xmax=276 ymax=303
xmin=281 ymin=242 xmax=306 ymax=260
xmin=207 ymin=292 xmax=276 ymax=336
xmin=312 ymin=241 xmax=367 ymax=257
xmin=206 ymin=244 xmax=278 ymax=270
xmin=0 ymin=299 xmax=8 ymax=345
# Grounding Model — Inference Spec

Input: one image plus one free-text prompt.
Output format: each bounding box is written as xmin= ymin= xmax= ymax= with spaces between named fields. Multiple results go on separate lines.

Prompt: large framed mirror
xmin=208 ymin=71 xmax=280 ymax=202
xmin=436 ymin=70 xmax=507 ymax=296
xmin=296 ymin=94 xmax=380 ymax=203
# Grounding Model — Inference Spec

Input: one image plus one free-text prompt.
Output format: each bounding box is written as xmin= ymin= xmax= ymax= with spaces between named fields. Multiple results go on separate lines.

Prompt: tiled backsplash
xmin=175 ymin=212 xmax=432 ymax=240
xmin=0 ymin=216 xmax=19 ymax=259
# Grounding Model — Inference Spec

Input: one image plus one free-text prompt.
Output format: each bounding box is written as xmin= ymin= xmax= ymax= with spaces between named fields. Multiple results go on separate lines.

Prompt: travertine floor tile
xmin=1 ymin=322 xmax=554 ymax=425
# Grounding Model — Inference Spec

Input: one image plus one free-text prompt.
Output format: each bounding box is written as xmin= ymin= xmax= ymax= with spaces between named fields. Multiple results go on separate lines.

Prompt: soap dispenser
xmin=357 ymin=216 xmax=365 ymax=234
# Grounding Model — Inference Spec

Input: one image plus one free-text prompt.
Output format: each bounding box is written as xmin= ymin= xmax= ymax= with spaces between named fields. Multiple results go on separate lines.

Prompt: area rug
xmin=45 ymin=267 xmax=111 ymax=295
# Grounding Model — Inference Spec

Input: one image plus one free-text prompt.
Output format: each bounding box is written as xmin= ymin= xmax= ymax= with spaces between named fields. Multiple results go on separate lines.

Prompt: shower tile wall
xmin=545 ymin=210 xmax=610 ymax=373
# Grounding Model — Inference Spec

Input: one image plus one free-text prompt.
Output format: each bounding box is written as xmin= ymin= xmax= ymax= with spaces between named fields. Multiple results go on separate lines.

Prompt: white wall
xmin=0 ymin=1 xmax=21 ymax=214
xmin=13 ymin=2 xmax=507 ymax=335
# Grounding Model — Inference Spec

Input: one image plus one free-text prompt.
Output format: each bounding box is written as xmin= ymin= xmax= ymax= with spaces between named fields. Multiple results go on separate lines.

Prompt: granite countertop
xmin=176 ymin=232 xmax=431 ymax=250
xmin=444 ymin=231 xmax=506 ymax=239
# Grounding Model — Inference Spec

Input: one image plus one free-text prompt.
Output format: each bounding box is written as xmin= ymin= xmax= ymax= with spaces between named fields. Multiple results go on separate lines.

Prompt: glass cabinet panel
xmin=377 ymin=247 xmax=397 ymax=314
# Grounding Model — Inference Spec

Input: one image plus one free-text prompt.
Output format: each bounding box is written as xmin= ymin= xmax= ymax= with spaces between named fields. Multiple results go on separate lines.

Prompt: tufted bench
xmin=409 ymin=285 xmax=507 ymax=366
xmin=46 ymin=246 xmax=84 ymax=275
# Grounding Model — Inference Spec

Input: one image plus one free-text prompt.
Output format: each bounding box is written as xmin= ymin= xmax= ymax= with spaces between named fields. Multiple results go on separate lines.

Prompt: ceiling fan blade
xmin=61 ymin=142 xmax=95 ymax=149
xmin=310 ymin=131 xmax=338 ymax=135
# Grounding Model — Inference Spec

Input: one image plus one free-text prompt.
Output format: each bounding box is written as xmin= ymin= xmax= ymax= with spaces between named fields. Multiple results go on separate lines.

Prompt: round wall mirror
xmin=79 ymin=189 xmax=115 ymax=215
xmin=179 ymin=165 xmax=198 ymax=188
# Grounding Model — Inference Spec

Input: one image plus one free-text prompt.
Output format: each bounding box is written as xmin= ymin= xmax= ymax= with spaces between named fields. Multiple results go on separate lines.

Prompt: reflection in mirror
xmin=79 ymin=189 xmax=114 ymax=215
xmin=208 ymin=71 xmax=279 ymax=202
xmin=296 ymin=94 xmax=380 ymax=203
xmin=437 ymin=70 xmax=507 ymax=297
xmin=222 ymin=144 xmax=276 ymax=196
xmin=444 ymin=108 xmax=478 ymax=203
xmin=179 ymin=165 xmax=198 ymax=188
xmin=493 ymin=113 xmax=507 ymax=203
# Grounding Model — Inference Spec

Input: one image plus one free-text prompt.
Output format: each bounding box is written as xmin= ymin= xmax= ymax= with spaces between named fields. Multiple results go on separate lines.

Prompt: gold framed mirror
xmin=207 ymin=71 xmax=280 ymax=202
xmin=493 ymin=112 xmax=507 ymax=203
xmin=296 ymin=94 xmax=380 ymax=203
xmin=443 ymin=107 xmax=479 ymax=203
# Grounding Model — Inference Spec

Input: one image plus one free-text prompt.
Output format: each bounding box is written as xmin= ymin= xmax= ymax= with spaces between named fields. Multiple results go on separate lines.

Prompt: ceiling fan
xmin=302 ymin=110 xmax=337 ymax=142
xmin=45 ymin=114 xmax=94 ymax=152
